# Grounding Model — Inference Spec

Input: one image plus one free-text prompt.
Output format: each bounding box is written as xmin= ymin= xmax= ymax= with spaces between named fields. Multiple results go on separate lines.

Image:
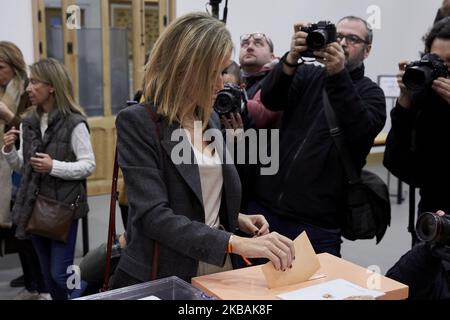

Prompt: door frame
xmin=31 ymin=0 xmax=176 ymax=195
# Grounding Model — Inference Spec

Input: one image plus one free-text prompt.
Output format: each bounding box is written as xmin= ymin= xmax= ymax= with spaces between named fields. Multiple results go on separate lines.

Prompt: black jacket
xmin=254 ymin=62 xmax=386 ymax=229
xmin=384 ymin=91 xmax=450 ymax=213
xmin=386 ymin=242 xmax=450 ymax=300
xmin=115 ymin=105 xmax=240 ymax=283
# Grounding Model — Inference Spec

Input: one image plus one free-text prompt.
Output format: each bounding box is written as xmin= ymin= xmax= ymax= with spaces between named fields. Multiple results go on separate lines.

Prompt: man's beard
xmin=345 ymin=59 xmax=363 ymax=72
xmin=344 ymin=50 xmax=365 ymax=72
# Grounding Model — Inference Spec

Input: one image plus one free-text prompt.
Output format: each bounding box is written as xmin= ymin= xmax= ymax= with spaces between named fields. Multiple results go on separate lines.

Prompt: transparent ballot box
xmin=77 ymin=276 xmax=211 ymax=300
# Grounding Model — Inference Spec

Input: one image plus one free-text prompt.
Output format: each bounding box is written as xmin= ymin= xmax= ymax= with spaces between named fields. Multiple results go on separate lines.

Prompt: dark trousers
xmin=31 ymin=220 xmax=79 ymax=300
xmin=248 ymin=201 xmax=342 ymax=257
xmin=119 ymin=205 xmax=128 ymax=230
xmin=17 ymin=238 xmax=47 ymax=293
xmin=0 ymin=225 xmax=47 ymax=293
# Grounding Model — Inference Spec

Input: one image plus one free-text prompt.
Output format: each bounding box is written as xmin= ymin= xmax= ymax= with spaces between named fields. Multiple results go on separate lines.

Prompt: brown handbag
xmin=26 ymin=194 xmax=79 ymax=243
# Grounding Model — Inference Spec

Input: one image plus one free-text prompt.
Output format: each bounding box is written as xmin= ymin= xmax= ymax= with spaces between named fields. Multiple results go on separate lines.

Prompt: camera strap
xmin=322 ymin=90 xmax=361 ymax=185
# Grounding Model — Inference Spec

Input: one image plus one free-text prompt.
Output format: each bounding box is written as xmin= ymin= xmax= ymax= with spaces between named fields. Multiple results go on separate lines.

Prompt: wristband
xmin=281 ymin=52 xmax=304 ymax=68
xmin=227 ymin=235 xmax=233 ymax=253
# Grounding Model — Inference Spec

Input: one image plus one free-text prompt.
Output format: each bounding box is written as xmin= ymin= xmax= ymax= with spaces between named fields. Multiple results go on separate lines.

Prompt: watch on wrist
xmin=281 ymin=52 xmax=304 ymax=68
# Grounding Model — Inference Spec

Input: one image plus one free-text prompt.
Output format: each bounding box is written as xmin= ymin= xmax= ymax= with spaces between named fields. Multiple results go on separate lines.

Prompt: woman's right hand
xmin=231 ymin=232 xmax=295 ymax=271
xmin=3 ymin=127 xmax=20 ymax=153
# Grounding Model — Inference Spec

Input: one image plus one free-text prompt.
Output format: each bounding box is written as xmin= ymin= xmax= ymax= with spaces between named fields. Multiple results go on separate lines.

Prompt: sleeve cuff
xmin=50 ymin=160 xmax=65 ymax=177
xmin=1 ymin=146 xmax=15 ymax=157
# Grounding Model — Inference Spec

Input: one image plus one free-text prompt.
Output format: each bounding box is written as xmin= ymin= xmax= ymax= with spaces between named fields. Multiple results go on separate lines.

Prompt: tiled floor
xmin=0 ymin=162 xmax=417 ymax=300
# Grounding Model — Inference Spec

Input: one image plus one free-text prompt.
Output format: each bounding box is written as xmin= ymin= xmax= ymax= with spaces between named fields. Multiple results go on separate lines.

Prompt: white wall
xmin=177 ymin=0 xmax=441 ymax=134
xmin=0 ymin=0 xmax=34 ymax=65
xmin=177 ymin=0 xmax=441 ymax=82
xmin=0 ymin=0 xmax=442 ymax=78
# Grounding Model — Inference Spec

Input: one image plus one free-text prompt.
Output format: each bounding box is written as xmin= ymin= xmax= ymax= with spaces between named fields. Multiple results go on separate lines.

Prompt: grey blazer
xmin=115 ymin=104 xmax=241 ymax=282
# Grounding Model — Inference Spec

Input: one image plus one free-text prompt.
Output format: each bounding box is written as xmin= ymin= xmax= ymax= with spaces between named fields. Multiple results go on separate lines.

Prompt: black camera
xmin=213 ymin=83 xmax=248 ymax=116
xmin=416 ymin=212 xmax=450 ymax=245
xmin=301 ymin=21 xmax=337 ymax=58
xmin=403 ymin=53 xmax=449 ymax=94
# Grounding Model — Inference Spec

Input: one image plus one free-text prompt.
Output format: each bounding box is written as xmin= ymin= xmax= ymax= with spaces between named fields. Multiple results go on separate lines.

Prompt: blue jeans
xmin=31 ymin=220 xmax=79 ymax=300
xmin=248 ymin=202 xmax=343 ymax=257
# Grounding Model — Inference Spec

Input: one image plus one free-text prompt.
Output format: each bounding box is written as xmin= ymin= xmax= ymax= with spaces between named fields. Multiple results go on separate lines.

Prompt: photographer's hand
xmin=283 ymin=23 xmax=309 ymax=75
xmin=314 ymin=43 xmax=345 ymax=76
xmin=221 ymin=113 xmax=244 ymax=141
xmin=432 ymin=77 xmax=450 ymax=104
xmin=221 ymin=112 xmax=243 ymax=131
xmin=397 ymin=60 xmax=412 ymax=109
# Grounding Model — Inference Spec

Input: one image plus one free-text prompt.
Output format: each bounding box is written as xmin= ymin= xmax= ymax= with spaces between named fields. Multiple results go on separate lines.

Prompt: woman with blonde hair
xmin=0 ymin=41 xmax=48 ymax=300
xmin=2 ymin=58 xmax=96 ymax=300
xmin=111 ymin=12 xmax=294 ymax=288
xmin=0 ymin=41 xmax=30 ymax=228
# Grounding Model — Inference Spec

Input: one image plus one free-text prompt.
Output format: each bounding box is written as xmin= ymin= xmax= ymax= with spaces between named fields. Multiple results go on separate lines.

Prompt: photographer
xmin=384 ymin=17 xmax=450 ymax=216
xmin=435 ymin=0 xmax=450 ymax=24
xmin=386 ymin=211 xmax=450 ymax=300
xmin=218 ymin=60 xmax=254 ymax=132
xmin=251 ymin=16 xmax=386 ymax=256
xmin=239 ymin=32 xmax=282 ymax=129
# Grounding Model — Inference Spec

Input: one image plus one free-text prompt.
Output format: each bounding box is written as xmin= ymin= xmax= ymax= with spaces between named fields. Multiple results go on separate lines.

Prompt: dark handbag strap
xmin=102 ymin=104 xmax=162 ymax=291
xmin=322 ymin=90 xmax=361 ymax=185
xmin=102 ymin=148 xmax=119 ymax=292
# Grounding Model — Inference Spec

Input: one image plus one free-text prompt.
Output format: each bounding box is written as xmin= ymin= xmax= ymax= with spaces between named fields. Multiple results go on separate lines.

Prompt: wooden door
xmin=32 ymin=0 xmax=176 ymax=196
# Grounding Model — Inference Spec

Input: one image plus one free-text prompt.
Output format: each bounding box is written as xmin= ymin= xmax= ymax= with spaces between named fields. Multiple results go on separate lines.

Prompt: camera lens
xmin=214 ymin=92 xmax=235 ymax=115
xmin=403 ymin=66 xmax=433 ymax=92
xmin=416 ymin=212 xmax=450 ymax=245
xmin=416 ymin=212 xmax=439 ymax=241
xmin=307 ymin=30 xmax=328 ymax=50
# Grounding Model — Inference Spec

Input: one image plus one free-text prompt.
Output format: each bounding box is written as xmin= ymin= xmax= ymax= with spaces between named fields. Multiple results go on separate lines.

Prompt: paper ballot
xmin=262 ymin=232 xmax=320 ymax=289
xmin=277 ymin=279 xmax=385 ymax=300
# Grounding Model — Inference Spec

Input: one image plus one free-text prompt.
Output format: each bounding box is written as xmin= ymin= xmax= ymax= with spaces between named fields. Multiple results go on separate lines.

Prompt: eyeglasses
xmin=240 ymin=33 xmax=268 ymax=45
xmin=336 ymin=33 xmax=370 ymax=45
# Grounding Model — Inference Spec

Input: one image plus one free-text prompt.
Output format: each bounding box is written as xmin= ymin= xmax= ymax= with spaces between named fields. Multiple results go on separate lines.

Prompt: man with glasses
xmin=239 ymin=32 xmax=282 ymax=129
xmin=249 ymin=16 xmax=386 ymax=256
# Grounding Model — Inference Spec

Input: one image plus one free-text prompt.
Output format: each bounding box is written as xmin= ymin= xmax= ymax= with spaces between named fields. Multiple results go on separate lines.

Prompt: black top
xmin=384 ymin=89 xmax=450 ymax=214
xmin=254 ymin=62 xmax=386 ymax=228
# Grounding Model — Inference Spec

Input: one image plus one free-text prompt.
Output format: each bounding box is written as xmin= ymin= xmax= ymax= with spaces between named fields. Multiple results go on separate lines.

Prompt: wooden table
xmin=374 ymin=132 xmax=388 ymax=146
xmin=192 ymin=253 xmax=408 ymax=300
